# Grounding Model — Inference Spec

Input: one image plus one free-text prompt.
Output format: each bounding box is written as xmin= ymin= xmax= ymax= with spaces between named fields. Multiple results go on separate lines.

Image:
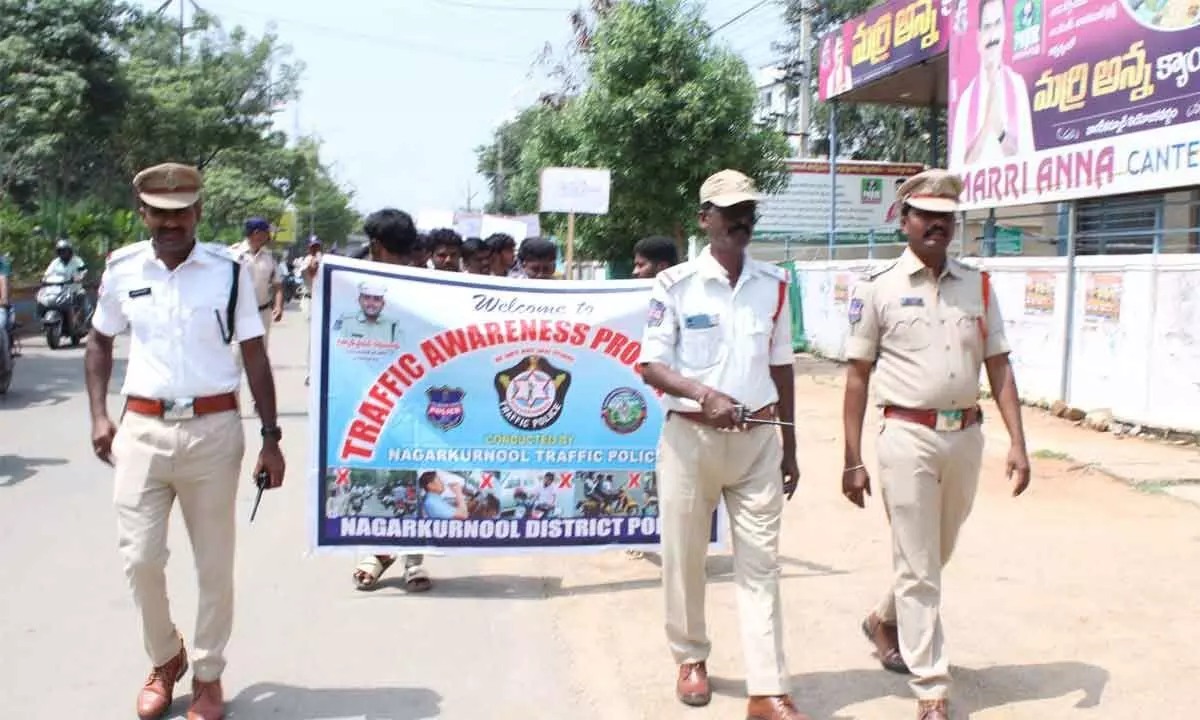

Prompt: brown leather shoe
xmin=917 ymin=698 xmax=949 ymax=720
xmin=747 ymin=695 xmax=812 ymax=720
xmin=187 ymin=678 xmax=224 ymax=720
xmin=862 ymin=612 xmax=910 ymax=674
xmin=676 ymin=662 xmax=711 ymax=707
xmin=136 ymin=643 xmax=188 ymax=720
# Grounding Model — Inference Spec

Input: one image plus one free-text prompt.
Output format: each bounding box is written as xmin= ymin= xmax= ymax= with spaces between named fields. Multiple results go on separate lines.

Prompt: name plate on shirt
xmin=683 ymin=313 xmax=719 ymax=330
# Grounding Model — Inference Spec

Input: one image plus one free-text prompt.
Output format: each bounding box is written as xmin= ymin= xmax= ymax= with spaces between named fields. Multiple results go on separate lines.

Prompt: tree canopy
xmin=476 ymin=0 xmax=790 ymax=265
xmin=0 ymin=0 xmax=356 ymax=280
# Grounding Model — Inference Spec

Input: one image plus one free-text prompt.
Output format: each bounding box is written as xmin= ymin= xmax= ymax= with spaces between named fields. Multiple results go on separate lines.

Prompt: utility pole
xmin=780 ymin=1 xmax=813 ymax=157
xmin=494 ymin=129 xmax=505 ymax=212
xmin=154 ymin=0 xmax=201 ymax=64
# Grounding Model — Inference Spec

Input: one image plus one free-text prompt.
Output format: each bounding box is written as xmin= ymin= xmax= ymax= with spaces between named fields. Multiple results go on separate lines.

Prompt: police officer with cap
xmin=639 ymin=169 xmax=807 ymax=720
xmin=841 ymin=168 xmax=1031 ymax=720
xmin=230 ymin=217 xmax=284 ymax=349
xmin=333 ymin=280 xmax=400 ymax=343
xmin=85 ymin=161 xmax=286 ymax=720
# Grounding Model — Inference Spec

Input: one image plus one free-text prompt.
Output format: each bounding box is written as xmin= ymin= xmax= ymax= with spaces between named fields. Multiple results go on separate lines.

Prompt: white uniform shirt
xmin=638 ymin=246 xmax=794 ymax=413
xmin=231 ymin=240 xmax=279 ymax=308
xmin=92 ymin=241 xmax=265 ymax=399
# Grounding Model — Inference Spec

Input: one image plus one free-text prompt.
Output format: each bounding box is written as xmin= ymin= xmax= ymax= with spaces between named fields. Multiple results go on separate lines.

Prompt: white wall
xmin=793 ymin=254 xmax=1200 ymax=432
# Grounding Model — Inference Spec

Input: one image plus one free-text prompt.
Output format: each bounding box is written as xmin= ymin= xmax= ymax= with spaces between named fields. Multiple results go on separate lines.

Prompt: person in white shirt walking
xmin=84 ymin=162 xmax=286 ymax=720
xmin=638 ymin=169 xmax=807 ymax=720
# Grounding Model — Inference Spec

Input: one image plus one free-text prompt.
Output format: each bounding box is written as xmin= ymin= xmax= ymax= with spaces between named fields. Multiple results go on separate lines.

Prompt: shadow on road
xmin=368 ymin=554 xmax=843 ymax=600
xmin=0 ymin=344 xmax=127 ymax=411
xmin=224 ymin=682 xmax=442 ymax=719
xmin=0 ymin=455 xmax=68 ymax=487
xmin=709 ymin=662 xmax=1108 ymax=718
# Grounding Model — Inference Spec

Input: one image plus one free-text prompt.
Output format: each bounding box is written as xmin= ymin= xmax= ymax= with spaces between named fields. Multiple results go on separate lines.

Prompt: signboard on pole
xmin=757 ymin=160 xmax=925 ymax=239
xmin=538 ymin=168 xmax=612 ymax=215
xmin=949 ymin=0 xmax=1200 ymax=210
xmin=818 ymin=0 xmax=952 ymax=101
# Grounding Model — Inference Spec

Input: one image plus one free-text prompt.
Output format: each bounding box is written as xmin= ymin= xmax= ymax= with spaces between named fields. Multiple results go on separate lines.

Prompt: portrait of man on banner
xmin=949 ymin=0 xmax=1035 ymax=167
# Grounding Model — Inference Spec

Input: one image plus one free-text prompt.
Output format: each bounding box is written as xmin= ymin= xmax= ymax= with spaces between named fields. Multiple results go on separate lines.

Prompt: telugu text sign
xmin=818 ymin=0 xmax=952 ymax=101
xmin=309 ymin=257 xmax=720 ymax=552
xmin=949 ymin=0 xmax=1200 ymax=209
xmin=756 ymin=160 xmax=926 ymax=236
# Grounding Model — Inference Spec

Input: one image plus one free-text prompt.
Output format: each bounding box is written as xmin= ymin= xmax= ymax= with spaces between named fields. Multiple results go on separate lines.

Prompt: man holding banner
xmin=638 ymin=169 xmax=806 ymax=720
xmin=350 ymin=208 xmax=438 ymax=593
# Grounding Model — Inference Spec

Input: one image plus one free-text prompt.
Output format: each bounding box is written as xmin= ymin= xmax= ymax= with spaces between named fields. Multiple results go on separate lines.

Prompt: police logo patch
xmin=601 ymin=387 xmax=648 ymax=435
xmin=426 ymin=386 xmax=466 ymax=431
xmin=848 ymin=297 xmax=864 ymax=324
xmin=901 ymin=296 xmax=924 ymax=307
xmin=494 ymin=355 xmax=572 ymax=431
xmin=647 ymin=299 xmax=666 ymax=327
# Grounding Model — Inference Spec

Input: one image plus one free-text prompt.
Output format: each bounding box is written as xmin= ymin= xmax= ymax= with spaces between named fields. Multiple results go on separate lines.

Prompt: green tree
xmin=783 ymin=0 xmax=944 ymax=164
xmin=492 ymin=0 xmax=790 ymax=264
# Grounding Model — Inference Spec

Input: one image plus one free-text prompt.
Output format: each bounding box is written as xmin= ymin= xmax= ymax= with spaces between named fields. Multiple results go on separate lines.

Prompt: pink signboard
xmin=948 ymin=0 xmax=1200 ymax=210
xmin=818 ymin=0 xmax=953 ymax=102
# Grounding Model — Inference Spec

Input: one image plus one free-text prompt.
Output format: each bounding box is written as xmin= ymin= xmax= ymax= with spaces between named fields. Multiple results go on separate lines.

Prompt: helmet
xmin=55 ymin=239 xmax=72 ymax=251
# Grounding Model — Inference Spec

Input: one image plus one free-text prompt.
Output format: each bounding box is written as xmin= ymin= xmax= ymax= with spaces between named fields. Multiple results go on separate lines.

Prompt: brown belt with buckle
xmin=883 ymin=405 xmax=981 ymax=431
xmin=672 ymin=403 xmax=777 ymax=430
xmin=125 ymin=393 xmax=239 ymax=420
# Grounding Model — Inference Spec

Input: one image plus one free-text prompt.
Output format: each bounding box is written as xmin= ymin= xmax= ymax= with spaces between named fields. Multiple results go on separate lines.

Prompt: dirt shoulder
xmin=481 ymin=356 xmax=1200 ymax=719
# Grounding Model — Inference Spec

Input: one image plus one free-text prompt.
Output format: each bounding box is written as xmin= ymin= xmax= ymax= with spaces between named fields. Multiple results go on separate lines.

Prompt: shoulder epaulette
xmin=657 ymin=262 xmax=699 ymax=290
xmin=757 ymin=261 xmax=789 ymax=282
xmin=106 ymin=241 xmax=150 ymax=267
xmin=951 ymin=257 xmax=981 ymax=273
xmin=860 ymin=260 xmax=898 ymax=281
xmin=201 ymin=243 xmax=239 ymax=262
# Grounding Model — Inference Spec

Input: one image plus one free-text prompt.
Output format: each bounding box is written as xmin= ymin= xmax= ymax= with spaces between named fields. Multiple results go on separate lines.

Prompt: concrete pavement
xmin=2 ymin=310 xmax=1198 ymax=718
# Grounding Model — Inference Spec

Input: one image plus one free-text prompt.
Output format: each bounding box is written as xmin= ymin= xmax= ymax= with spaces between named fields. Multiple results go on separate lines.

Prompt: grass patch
xmin=1031 ymin=449 xmax=1070 ymax=461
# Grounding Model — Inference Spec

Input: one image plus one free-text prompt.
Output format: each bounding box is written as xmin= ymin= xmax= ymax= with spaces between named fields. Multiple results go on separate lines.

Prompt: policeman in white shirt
xmin=83 ymin=162 xmax=286 ymax=720
xmin=230 ymin=217 xmax=284 ymax=350
xmin=638 ymin=169 xmax=807 ymax=720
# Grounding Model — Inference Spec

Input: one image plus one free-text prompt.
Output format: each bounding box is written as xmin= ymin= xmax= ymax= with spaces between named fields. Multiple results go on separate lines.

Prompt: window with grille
xmin=1075 ymin=193 xmax=1163 ymax=255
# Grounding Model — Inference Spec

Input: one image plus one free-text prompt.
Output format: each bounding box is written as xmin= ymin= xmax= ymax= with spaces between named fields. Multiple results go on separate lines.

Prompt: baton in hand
xmin=735 ymin=404 xmax=795 ymax=427
xmin=250 ymin=470 xmax=269 ymax=523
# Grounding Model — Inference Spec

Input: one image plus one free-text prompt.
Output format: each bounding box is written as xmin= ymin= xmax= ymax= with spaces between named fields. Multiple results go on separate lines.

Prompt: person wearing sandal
xmin=348 ymin=210 xmax=452 ymax=593
xmin=841 ymin=170 xmax=1032 ymax=720
xmin=85 ymin=163 xmax=286 ymax=720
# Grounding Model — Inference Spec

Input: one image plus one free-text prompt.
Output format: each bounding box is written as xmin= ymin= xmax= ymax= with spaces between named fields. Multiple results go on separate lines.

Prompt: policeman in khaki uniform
xmin=841 ymin=169 xmax=1031 ymax=720
xmin=84 ymin=163 xmax=286 ymax=720
xmin=639 ymin=170 xmax=809 ymax=720
xmin=230 ymin=217 xmax=284 ymax=350
xmin=333 ymin=280 xmax=400 ymax=343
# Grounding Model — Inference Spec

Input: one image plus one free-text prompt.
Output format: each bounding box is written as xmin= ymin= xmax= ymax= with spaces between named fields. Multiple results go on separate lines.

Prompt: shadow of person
xmin=765 ymin=662 xmax=1109 ymax=719
xmin=228 ymin=682 xmax=442 ymax=719
xmin=0 ymin=455 xmax=68 ymax=487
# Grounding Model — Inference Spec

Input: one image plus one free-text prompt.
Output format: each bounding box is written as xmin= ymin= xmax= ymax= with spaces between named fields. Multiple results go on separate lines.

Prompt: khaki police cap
xmin=896 ymin=169 xmax=962 ymax=213
xmin=700 ymin=169 xmax=763 ymax=207
xmin=132 ymin=163 xmax=203 ymax=210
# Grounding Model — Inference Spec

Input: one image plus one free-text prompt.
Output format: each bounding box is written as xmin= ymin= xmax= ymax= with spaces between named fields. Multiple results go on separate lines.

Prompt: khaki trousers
xmin=112 ymin=409 xmax=245 ymax=682
xmin=658 ymin=414 xmax=788 ymax=696
xmin=873 ymin=418 xmax=984 ymax=700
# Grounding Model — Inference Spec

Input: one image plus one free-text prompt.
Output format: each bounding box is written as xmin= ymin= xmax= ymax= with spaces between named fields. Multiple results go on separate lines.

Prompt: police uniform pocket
xmin=885 ymin=312 xmax=931 ymax=352
xmin=679 ymin=326 xmax=723 ymax=368
xmin=954 ymin=313 xmax=985 ymax=352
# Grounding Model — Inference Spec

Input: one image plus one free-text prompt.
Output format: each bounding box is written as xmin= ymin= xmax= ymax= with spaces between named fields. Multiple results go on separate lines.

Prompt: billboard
xmin=949 ymin=0 xmax=1200 ymax=210
xmin=818 ymin=0 xmax=953 ymax=101
xmin=757 ymin=160 xmax=926 ymax=239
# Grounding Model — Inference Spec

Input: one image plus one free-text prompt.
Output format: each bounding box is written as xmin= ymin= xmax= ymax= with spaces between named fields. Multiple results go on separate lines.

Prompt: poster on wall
xmin=310 ymin=256 xmax=722 ymax=553
xmin=1084 ymin=273 xmax=1123 ymax=323
xmin=817 ymin=0 xmax=952 ymax=101
xmin=833 ymin=273 xmax=852 ymax=304
xmin=1023 ymin=271 xmax=1056 ymax=315
xmin=948 ymin=0 xmax=1200 ymax=210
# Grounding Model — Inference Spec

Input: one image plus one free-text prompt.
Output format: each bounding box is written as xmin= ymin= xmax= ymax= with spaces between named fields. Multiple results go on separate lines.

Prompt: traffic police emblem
xmin=494 ymin=355 xmax=572 ymax=431
xmin=426 ymin=386 xmax=466 ymax=431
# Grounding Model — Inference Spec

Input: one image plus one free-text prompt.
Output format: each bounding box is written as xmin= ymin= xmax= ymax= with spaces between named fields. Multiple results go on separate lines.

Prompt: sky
xmin=137 ymin=0 xmax=789 ymax=215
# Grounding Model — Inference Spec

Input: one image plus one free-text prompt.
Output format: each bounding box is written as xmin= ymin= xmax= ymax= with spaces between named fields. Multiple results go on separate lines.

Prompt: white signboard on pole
xmin=538 ymin=167 xmax=612 ymax=215
xmin=480 ymin=215 xmax=528 ymax=243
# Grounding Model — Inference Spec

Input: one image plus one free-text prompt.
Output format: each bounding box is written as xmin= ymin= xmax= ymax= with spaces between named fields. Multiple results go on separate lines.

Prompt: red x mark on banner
xmin=480 ymin=472 xmax=495 ymax=490
xmin=335 ymin=468 xmax=350 ymax=486
xmin=559 ymin=472 xmax=574 ymax=490
xmin=627 ymin=472 xmax=641 ymax=489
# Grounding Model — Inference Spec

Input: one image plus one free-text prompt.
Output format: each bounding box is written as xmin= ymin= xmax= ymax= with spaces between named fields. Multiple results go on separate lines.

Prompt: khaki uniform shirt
xmin=844 ymin=248 xmax=1010 ymax=410
xmin=231 ymin=240 xmax=278 ymax=309
xmin=333 ymin=312 xmax=401 ymax=343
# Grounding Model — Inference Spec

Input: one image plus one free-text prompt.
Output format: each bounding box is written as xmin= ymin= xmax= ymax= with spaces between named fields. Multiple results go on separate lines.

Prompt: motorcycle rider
xmin=0 ymin=252 xmax=12 ymax=369
xmin=43 ymin=239 xmax=92 ymax=319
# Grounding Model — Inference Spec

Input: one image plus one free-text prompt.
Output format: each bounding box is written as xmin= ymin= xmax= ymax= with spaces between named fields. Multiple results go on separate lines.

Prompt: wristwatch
xmin=261 ymin=425 xmax=283 ymax=442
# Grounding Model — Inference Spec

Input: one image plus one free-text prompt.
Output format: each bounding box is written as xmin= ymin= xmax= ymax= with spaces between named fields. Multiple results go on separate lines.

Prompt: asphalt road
xmin=0 ymin=313 xmax=593 ymax=720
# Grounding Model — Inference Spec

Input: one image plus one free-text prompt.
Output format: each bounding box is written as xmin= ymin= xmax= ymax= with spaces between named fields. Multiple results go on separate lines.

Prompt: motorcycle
xmin=36 ymin=271 xmax=89 ymax=349
xmin=0 ymin=309 xmax=14 ymax=394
